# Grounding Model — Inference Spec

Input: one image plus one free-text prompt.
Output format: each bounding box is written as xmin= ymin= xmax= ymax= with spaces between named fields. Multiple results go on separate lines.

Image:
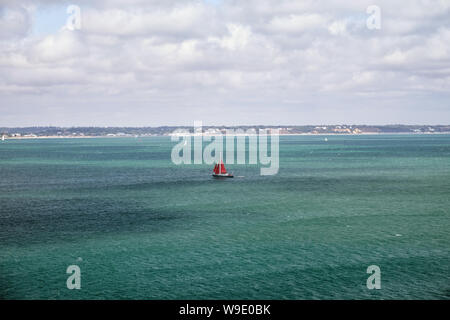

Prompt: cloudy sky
xmin=1 ymin=0 xmax=449 ymax=127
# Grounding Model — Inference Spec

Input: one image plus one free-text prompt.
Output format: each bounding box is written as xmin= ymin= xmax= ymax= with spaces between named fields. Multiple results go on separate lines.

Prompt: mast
xmin=219 ymin=152 xmax=222 ymax=174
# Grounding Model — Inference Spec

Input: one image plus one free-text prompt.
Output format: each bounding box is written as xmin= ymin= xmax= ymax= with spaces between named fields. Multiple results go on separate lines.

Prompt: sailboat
xmin=212 ymin=153 xmax=234 ymax=178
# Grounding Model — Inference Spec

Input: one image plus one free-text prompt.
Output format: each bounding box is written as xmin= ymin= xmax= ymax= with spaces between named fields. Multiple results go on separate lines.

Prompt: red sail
xmin=213 ymin=161 xmax=227 ymax=174
xmin=220 ymin=163 xmax=227 ymax=174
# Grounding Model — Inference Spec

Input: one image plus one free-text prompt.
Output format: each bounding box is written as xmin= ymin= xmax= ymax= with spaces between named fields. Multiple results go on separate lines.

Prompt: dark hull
xmin=212 ymin=174 xmax=234 ymax=178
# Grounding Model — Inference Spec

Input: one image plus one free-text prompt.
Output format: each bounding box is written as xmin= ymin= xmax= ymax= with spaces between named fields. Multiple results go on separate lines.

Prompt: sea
xmin=0 ymin=134 xmax=449 ymax=299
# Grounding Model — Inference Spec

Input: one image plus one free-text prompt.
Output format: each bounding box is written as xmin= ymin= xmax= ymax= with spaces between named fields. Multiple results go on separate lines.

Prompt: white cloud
xmin=209 ymin=24 xmax=252 ymax=50
xmin=328 ymin=20 xmax=348 ymax=36
xmin=384 ymin=50 xmax=408 ymax=65
xmin=0 ymin=0 xmax=449 ymax=126
xmin=0 ymin=5 xmax=31 ymax=39
xmin=267 ymin=14 xmax=328 ymax=34
xmin=81 ymin=4 xmax=214 ymax=37
xmin=30 ymin=30 xmax=85 ymax=62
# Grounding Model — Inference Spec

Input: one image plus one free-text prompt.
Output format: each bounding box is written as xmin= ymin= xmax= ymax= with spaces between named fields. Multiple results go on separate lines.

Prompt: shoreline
xmin=2 ymin=132 xmax=450 ymax=140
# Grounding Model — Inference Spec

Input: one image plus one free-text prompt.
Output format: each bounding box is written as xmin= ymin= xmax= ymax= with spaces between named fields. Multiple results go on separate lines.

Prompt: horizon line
xmin=1 ymin=124 xmax=450 ymax=129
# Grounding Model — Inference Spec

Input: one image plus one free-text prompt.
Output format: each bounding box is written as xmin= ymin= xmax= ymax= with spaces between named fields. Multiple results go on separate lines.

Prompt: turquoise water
xmin=0 ymin=135 xmax=449 ymax=300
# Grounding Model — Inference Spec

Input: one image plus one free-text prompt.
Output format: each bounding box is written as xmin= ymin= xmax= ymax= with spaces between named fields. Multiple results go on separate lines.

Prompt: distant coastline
xmin=3 ymin=133 xmax=450 ymax=141
xmin=1 ymin=125 xmax=450 ymax=140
